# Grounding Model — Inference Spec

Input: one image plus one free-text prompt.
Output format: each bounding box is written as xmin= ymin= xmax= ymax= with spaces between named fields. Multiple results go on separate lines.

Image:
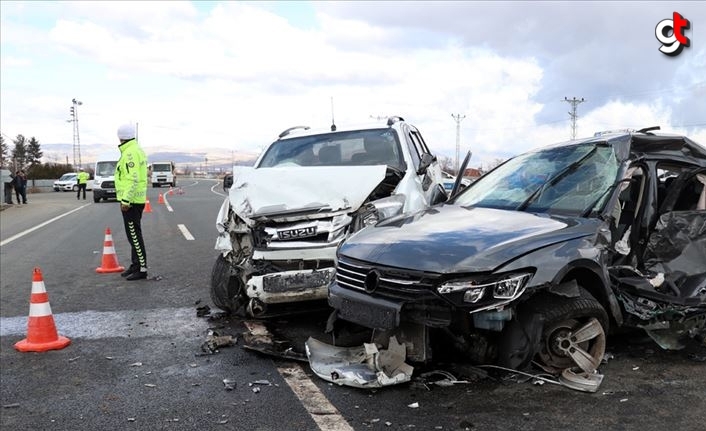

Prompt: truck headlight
xmin=437 ymin=273 xmax=531 ymax=303
xmin=360 ymin=194 xmax=406 ymax=227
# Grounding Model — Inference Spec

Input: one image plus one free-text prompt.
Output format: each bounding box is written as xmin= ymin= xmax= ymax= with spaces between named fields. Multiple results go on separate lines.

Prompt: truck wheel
xmin=210 ymin=254 xmax=246 ymax=314
xmin=93 ymin=196 xmax=100 ymax=203
xmin=499 ymin=287 xmax=608 ymax=374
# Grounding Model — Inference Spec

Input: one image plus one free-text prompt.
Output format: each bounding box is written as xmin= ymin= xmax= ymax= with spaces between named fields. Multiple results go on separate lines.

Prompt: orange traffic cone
xmin=14 ymin=267 xmax=71 ymax=352
xmin=144 ymin=199 xmax=152 ymax=213
xmin=158 ymin=193 xmax=164 ymax=204
xmin=96 ymin=227 xmax=125 ymax=273
xmin=168 ymin=186 xmax=174 ymax=196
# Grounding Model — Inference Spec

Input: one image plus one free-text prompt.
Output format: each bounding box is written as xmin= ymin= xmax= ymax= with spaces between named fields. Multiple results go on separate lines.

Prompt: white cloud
xmin=0 ymin=1 xmax=703 ymax=171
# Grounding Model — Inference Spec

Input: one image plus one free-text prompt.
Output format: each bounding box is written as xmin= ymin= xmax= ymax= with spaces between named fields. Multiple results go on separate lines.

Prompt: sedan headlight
xmin=437 ymin=273 xmax=532 ymax=303
xmin=360 ymin=194 xmax=406 ymax=227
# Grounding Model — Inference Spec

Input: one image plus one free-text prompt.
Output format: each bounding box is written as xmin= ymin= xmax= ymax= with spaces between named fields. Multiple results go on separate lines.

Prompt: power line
xmin=563 ymin=96 xmax=585 ymax=140
xmin=451 ymin=113 xmax=466 ymax=173
xmin=68 ymin=98 xmax=83 ymax=168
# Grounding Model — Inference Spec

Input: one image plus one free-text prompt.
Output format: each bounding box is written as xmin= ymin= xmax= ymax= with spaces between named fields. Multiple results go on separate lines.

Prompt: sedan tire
xmin=500 ymin=287 xmax=608 ymax=374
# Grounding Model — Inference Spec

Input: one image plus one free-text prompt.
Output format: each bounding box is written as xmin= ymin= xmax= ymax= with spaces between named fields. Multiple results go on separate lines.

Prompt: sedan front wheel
xmin=499 ymin=286 xmax=608 ymax=374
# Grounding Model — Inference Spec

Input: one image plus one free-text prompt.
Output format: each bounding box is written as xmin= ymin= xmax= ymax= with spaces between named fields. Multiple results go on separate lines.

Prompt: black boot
xmin=121 ymin=264 xmax=139 ymax=277
xmin=126 ymin=269 xmax=148 ymax=281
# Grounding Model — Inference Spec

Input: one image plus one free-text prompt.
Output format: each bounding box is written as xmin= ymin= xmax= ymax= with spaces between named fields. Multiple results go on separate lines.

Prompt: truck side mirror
xmin=223 ymin=174 xmax=233 ymax=191
xmin=417 ymin=153 xmax=435 ymax=175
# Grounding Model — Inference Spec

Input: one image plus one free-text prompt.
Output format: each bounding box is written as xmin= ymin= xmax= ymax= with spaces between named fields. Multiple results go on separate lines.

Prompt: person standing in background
xmin=13 ymin=170 xmax=27 ymax=204
xmin=76 ymin=168 xmax=90 ymax=200
xmin=115 ymin=123 xmax=149 ymax=281
xmin=2 ymin=169 xmax=14 ymax=204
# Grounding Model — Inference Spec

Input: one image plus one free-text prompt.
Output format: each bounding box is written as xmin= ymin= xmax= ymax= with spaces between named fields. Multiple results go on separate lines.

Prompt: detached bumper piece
xmin=305 ymin=336 xmax=413 ymax=388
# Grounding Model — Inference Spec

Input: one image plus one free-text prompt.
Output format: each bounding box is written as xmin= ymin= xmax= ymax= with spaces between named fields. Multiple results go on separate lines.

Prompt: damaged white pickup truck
xmin=212 ymin=117 xmax=447 ymax=316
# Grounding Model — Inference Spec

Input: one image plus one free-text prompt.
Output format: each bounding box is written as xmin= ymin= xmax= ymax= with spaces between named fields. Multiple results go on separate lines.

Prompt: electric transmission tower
xmin=563 ymin=96 xmax=585 ymax=140
xmin=68 ymin=98 xmax=83 ymax=168
xmin=451 ymin=114 xmax=466 ymax=173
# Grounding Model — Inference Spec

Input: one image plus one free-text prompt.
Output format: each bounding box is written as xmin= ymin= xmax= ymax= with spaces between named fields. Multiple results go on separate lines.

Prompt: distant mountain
xmin=39 ymin=143 xmax=257 ymax=172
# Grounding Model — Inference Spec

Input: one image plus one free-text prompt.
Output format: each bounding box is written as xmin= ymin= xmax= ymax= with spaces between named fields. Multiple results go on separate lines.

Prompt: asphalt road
xmin=1 ymin=182 xmax=705 ymax=431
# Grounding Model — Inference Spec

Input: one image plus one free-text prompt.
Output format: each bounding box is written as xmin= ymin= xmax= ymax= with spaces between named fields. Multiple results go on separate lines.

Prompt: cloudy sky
xmin=1 ymin=1 xmax=704 ymax=170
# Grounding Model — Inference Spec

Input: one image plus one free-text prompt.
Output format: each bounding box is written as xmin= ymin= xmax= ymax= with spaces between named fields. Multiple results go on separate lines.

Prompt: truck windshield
xmin=153 ymin=164 xmax=172 ymax=172
xmin=96 ymin=161 xmax=117 ymax=176
xmin=257 ymin=129 xmax=405 ymax=170
xmin=454 ymin=142 xmax=619 ymax=216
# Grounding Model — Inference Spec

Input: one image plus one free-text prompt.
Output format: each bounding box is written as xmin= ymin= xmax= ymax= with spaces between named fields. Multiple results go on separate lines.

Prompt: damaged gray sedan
xmin=213 ymin=117 xmax=447 ymax=316
xmin=328 ymin=127 xmax=706 ymax=386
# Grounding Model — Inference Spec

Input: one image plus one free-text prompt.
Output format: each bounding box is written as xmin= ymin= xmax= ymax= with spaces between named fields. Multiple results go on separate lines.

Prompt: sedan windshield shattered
xmin=454 ymin=143 xmax=619 ymax=215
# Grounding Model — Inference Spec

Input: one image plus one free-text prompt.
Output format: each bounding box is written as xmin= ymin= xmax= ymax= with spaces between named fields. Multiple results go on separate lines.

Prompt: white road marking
xmin=0 ymin=307 xmax=207 ymax=339
xmin=242 ymin=321 xmax=353 ymax=431
xmin=162 ymin=193 xmax=174 ymax=212
xmin=277 ymin=363 xmax=355 ymax=431
xmin=211 ymin=181 xmax=226 ymax=197
xmin=177 ymin=224 xmax=195 ymax=240
xmin=0 ymin=203 xmax=91 ymax=246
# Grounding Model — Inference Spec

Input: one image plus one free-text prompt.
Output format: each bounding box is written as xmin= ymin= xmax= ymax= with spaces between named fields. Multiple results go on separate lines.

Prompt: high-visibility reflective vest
xmin=77 ymin=171 xmax=90 ymax=184
xmin=115 ymin=139 xmax=148 ymax=204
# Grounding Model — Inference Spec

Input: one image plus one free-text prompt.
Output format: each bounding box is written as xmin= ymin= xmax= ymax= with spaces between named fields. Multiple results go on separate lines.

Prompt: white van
xmin=150 ymin=161 xmax=176 ymax=188
xmin=93 ymin=151 xmax=121 ymax=203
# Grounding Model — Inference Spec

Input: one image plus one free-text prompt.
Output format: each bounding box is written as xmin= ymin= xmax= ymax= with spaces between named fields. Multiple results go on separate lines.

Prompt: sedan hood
xmin=230 ymin=166 xmax=387 ymax=219
xmin=339 ymin=205 xmax=599 ymax=273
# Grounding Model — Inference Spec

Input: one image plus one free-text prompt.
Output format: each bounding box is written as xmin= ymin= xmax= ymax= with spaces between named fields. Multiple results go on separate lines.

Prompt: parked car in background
xmin=328 ymin=127 xmax=706 ymax=384
xmin=441 ymin=171 xmax=471 ymax=193
xmin=53 ymin=173 xmax=92 ymax=192
xmin=212 ymin=116 xmax=448 ymax=317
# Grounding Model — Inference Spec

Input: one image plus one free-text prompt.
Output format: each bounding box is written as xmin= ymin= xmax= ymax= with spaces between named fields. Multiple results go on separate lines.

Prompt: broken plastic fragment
xmin=242 ymin=321 xmax=307 ymax=362
xmin=223 ymin=379 xmax=236 ymax=391
xmin=252 ymin=387 xmax=261 ymax=393
xmin=144 ymin=384 xmax=157 ymax=388
xmin=201 ymin=330 xmax=237 ymax=354
xmin=648 ymin=273 xmax=665 ymax=287
xmin=196 ymin=304 xmax=211 ymax=317
xmin=408 ymin=402 xmax=419 ymax=408
xmin=417 ymin=370 xmax=471 ymax=387
xmin=305 ymin=336 xmax=414 ymax=388
xmin=558 ymin=368 xmax=604 ymax=393
xmin=615 ymin=227 xmax=631 ymax=255
xmin=129 ymin=362 xmax=143 ymax=367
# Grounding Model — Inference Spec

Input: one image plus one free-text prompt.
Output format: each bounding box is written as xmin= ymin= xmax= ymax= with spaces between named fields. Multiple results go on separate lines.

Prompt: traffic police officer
xmin=76 ymin=168 xmax=90 ymax=200
xmin=115 ymin=123 xmax=149 ymax=280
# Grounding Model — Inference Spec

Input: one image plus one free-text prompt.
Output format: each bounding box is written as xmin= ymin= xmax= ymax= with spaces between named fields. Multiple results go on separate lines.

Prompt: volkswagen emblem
xmin=364 ymin=269 xmax=381 ymax=293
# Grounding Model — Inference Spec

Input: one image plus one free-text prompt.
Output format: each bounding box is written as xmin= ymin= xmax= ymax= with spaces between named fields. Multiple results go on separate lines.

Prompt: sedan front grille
xmin=336 ymin=256 xmax=439 ymax=300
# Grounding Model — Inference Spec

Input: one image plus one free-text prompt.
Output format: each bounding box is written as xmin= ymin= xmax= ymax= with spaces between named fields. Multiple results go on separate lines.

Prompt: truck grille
xmin=336 ymin=256 xmax=439 ymax=300
xmin=101 ymin=180 xmax=115 ymax=188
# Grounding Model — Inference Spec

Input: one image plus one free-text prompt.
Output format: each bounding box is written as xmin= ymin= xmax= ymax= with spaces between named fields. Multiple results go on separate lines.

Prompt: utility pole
xmin=563 ymin=97 xmax=585 ymax=140
xmin=451 ymin=114 xmax=466 ymax=174
xmin=68 ymin=98 xmax=83 ymax=168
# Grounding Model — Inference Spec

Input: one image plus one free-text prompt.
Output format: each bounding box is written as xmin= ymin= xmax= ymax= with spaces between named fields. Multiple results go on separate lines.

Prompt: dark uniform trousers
xmin=121 ymin=204 xmax=147 ymax=269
